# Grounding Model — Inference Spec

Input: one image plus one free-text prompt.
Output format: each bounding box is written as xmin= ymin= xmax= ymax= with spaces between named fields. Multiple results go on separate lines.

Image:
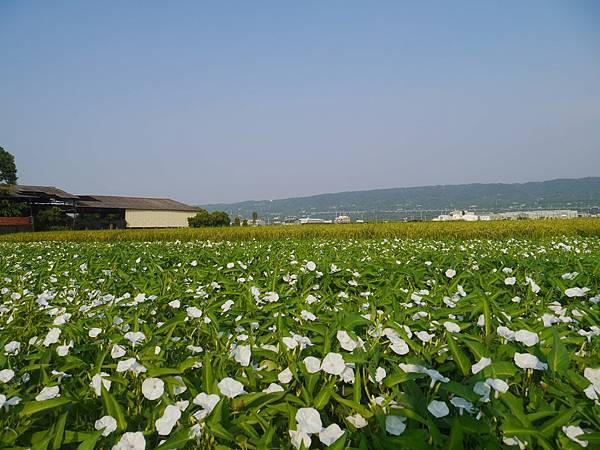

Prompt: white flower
xmin=565 ymin=287 xmax=590 ymax=298
xmin=283 ymin=337 xmax=298 ymax=350
xmin=497 ymin=326 xmax=515 ymax=341
xmin=474 ymin=381 xmax=491 ymax=402
xmin=155 ymin=404 xmax=181 ymax=435
xmin=445 ymin=269 xmax=456 ymax=278
xmin=305 ymin=261 xmax=317 ymax=271
xmin=0 ymin=369 xmax=15 ymax=383
xmin=321 ymin=353 xmax=346 ymax=375
xmin=336 ymin=330 xmax=361 ymax=352
xmin=116 ymin=357 xmax=147 ymax=375
xmin=218 ymin=377 xmax=245 ymax=398
xmin=168 ymin=299 xmax=180 ymax=308
xmin=415 ymin=331 xmax=434 ymax=343
xmin=112 ymin=431 xmax=146 ymax=450
xmin=142 ymin=377 xmax=164 ymax=400
xmin=43 ymin=328 xmax=61 ymax=347
xmin=303 ymin=356 xmax=321 ymax=373
xmin=514 ymin=330 xmax=539 ymax=347
xmin=123 ymin=331 xmax=145 ymax=346
xmin=375 ymin=367 xmax=387 ymax=383
xmin=301 ymin=310 xmax=316 ymax=321
xmin=390 ymin=339 xmax=410 ymax=355
xmin=56 ymin=341 xmax=74 ymax=356
xmin=186 ymin=306 xmax=203 ymax=318
xmin=221 ymin=300 xmax=234 ymax=312
xmin=89 ymin=328 xmax=102 ymax=338
xmin=263 ymin=292 xmax=279 ymax=302
xmin=485 ymin=378 xmax=509 ymax=394
xmin=450 ymin=396 xmax=474 ymax=413
xmin=296 ymin=407 xmax=322 ymax=434
xmin=444 ymin=322 xmax=461 ymax=333
xmin=111 ymin=344 xmax=126 ymax=359
xmin=231 ymin=345 xmax=251 ymax=367
xmin=36 ymin=386 xmax=60 ymax=401
xmin=91 ymin=372 xmax=112 ymax=396
xmin=514 ymin=353 xmax=547 ymax=370
xmin=278 ymin=367 xmax=293 ymax=384
xmin=318 ymin=423 xmax=344 ymax=446
xmin=504 ymin=277 xmax=516 ymax=285
xmin=263 ymin=383 xmax=285 ymax=393
xmin=193 ymin=392 xmax=220 ymax=412
xmin=562 ymin=426 xmax=588 ymax=448
xmin=427 ymin=400 xmax=449 ymax=418
xmin=4 ymin=341 xmax=21 ymax=354
xmin=385 ymin=415 xmax=406 ymax=435
xmin=95 ymin=415 xmax=117 ymax=436
xmin=289 ymin=430 xmax=311 ymax=449
xmin=471 ymin=357 xmax=492 ymax=374
xmin=346 ymin=413 xmax=368 ymax=428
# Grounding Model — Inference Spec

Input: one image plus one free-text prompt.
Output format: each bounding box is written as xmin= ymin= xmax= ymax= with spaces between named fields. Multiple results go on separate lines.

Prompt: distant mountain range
xmin=201 ymin=177 xmax=600 ymax=221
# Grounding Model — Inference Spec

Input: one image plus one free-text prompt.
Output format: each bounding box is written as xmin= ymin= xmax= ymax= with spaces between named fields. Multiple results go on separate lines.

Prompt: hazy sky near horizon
xmin=1 ymin=1 xmax=599 ymax=204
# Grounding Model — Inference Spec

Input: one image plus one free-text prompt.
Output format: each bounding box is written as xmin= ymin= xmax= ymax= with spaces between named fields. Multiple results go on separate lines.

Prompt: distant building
xmin=495 ymin=210 xmax=579 ymax=220
xmin=299 ymin=217 xmax=332 ymax=224
xmin=0 ymin=185 xmax=199 ymax=230
xmin=77 ymin=195 xmax=198 ymax=228
xmin=334 ymin=215 xmax=351 ymax=224
xmin=433 ymin=210 xmax=480 ymax=221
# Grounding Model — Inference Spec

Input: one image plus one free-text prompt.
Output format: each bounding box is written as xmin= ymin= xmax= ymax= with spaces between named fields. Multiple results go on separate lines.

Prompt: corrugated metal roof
xmin=77 ymin=195 xmax=198 ymax=212
xmin=1 ymin=185 xmax=79 ymax=200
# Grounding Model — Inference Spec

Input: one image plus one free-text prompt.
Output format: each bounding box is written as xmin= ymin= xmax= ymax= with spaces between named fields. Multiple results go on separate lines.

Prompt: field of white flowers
xmin=0 ymin=237 xmax=598 ymax=449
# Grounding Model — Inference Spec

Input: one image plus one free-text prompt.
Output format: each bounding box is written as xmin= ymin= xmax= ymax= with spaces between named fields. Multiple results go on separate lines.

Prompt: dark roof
xmin=77 ymin=195 xmax=198 ymax=212
xmin=0 ymin=185 xmax=79 ymax=200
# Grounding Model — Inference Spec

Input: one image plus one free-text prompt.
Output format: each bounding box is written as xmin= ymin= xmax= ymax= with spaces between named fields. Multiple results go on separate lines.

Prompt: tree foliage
xmin=0 ymin=147 xmax=17 ymax=185
xmin=188 ymin=209 xmax=230 ymax=227
xmin=0 ymin=200 xmax=28 ymax=217
xmin=35 ymin=207 xmax=71 ymax=231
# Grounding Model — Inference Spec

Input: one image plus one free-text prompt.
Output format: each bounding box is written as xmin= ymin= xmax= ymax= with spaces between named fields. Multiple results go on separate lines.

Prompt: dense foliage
xmin=188 ymin=209 xmax=231 ymax=228
xmin=0 ymin=236 xmax=598 ymax=449
xmin=0 ymin=147 xmax=17 ymax=185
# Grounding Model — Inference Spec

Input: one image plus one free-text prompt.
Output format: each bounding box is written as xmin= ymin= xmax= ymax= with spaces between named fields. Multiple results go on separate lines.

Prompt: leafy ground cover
xmin=0 ymin=237 xmax=598 ymax=449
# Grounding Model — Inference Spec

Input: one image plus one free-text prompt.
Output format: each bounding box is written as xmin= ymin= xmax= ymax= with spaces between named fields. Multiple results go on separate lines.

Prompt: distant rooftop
xmin=0 ymin=184 xmax=79 ymax=200
xmin=77 ymin=195 xmax=198 ymax=211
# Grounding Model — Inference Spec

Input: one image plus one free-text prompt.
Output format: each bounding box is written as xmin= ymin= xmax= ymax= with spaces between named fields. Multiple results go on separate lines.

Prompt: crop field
xmin=0 ymin=236 xmax=599 ymax=449
xmin=1 ymin=218 xmax=599 ymax=243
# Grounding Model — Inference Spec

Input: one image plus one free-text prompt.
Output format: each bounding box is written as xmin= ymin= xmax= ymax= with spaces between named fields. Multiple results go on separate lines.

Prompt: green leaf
xmin=76 ymin=431 xmax=103 ymax=450
xmin=51 ymin=411 xmax=68 ymax=449
xmin=547 ymin=329 xmax=569 ymax=375
xmin=101 ymin=385 xmax=127 ymax=431
xmin=19 ymin=398 xmax=71 ymax=417
xmin=446 ymin=334 xmax=471 ymax=376
xmin=539 ymin=408 xmax=577 ymax=438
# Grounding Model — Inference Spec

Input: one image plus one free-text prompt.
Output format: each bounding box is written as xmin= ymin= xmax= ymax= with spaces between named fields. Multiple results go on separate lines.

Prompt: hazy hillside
xmin=202 ymin=177 xmax=600 ymax=221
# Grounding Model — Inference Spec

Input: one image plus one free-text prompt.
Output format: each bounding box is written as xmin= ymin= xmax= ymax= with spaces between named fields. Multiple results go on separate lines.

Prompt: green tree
xmin=188 ymin=209 xmax=231 ymax=227
xmin=35 ymin=207 xmax=70 ymax=231
xmin=233 ymin=216 xmax=241 ymax=226
xmin=242 ymin=219 xmax=248 ymax=227
xmin=0 ymin=200 xmax=28 ymax=217
xmin=0 ymin=147 xmax=17 ymax=185
xmin=252 ymin=211 xmax=258 ymax=225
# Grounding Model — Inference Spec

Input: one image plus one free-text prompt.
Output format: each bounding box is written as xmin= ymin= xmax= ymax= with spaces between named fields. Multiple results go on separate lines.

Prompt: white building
xmin=334 ymin=215 xmax=351 ymax=224
xmin=78 ymin=195 xmax=198 ymax=228
xmin=433 ymin=210 xmax=480 ymax=221
xmin=299 ymin=217 xmax=332 ymax=224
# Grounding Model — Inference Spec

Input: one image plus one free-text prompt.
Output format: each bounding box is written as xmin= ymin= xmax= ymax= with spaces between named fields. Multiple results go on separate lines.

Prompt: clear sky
xmin=1 ymin=1 xmax=599 ymax=204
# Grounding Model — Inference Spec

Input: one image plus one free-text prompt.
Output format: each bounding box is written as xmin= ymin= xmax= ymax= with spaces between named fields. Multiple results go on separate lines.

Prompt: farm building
xmin=76 ymin=195 xmax=199 ymax=228
xmin=0 ymin=185 xmax=198 ymax=231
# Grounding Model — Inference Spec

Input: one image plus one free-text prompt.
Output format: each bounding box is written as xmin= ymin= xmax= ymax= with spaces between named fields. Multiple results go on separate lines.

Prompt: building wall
xmin=125 ymin=209 xmax=196 ymax=228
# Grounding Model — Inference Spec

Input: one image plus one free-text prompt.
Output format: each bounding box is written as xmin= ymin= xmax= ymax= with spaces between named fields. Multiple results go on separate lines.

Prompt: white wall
xmin=125 ymin=210 xmax=196 ymax=228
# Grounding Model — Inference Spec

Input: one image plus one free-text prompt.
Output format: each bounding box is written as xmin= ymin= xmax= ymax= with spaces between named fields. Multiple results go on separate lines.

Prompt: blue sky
xmin=1 ymin=1 xmax=599 ymax=203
